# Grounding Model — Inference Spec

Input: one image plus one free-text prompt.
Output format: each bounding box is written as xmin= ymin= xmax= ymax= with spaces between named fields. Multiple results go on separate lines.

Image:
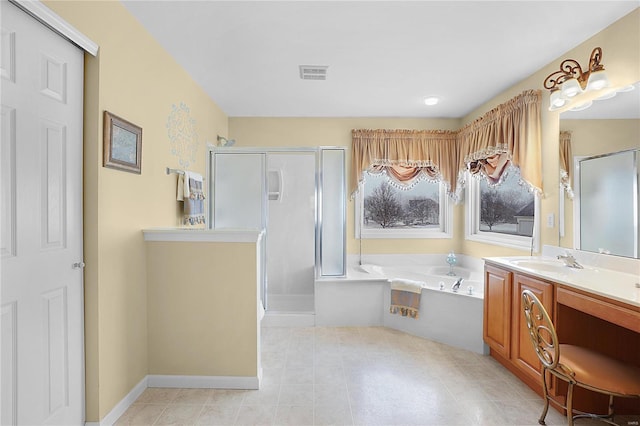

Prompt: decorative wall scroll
xmin=167 ymin=102 xmax=198 ymax=168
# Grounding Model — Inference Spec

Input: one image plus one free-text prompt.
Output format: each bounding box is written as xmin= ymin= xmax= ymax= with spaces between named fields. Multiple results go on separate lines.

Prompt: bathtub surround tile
xmin=115 ymin=326 xmax=571 ymax=425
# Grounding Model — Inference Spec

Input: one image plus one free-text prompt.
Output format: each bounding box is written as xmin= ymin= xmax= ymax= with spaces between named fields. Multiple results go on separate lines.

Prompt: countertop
xmin=484 ymin=256 xmax=640 ymax=308
xmin=143 ymin=227 xmax=264 ymax=243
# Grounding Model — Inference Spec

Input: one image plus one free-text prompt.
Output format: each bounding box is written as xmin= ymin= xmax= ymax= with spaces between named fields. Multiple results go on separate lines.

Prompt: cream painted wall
xmin=559 ymin=119 xmax=639 ymax=248
xmin=44 ymin=1 xmax=228 ymax=422
xmin=228 ymin=117 xmax=465 ymax=256
xmin=146 ymin=241 xmax=258 ymax=377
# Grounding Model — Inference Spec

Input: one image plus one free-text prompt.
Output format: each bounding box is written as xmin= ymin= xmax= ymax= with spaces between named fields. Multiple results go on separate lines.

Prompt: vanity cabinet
xmin=483 ymin=264 xmax=554 ymax=389
xmin=484 ymin=258 xmax=640 ymax=415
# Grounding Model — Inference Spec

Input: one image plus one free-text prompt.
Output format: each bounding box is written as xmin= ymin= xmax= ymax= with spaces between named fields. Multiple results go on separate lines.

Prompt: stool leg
xmin=607 ymin=394 xmax=614 ymax=420
xmin=538 ymin=369 xmax=550 ymax=425
xmin=566 ymin=382 xmax=575 ymax=426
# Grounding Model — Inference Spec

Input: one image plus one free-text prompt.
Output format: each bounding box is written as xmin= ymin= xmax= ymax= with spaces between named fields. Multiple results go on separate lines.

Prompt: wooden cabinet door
xmin=512 ymin=274 xmax=554 ymax=384
xmin=483 ymin=265 xmax=512 ymax=358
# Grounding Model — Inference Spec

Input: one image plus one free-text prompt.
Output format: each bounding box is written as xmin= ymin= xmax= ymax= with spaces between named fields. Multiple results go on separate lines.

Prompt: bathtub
xmin=314 ymin=255 xmax=488 ymax=354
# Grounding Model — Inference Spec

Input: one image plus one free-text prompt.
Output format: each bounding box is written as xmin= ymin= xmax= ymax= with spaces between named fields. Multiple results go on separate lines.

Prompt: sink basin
xmin=508 ymin=259 xmax=569 ymax=273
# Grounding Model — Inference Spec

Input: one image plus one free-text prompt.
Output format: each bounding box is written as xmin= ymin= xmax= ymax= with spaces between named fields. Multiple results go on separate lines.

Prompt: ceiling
xmin=121 ymin=1 xmax=638 ymax=118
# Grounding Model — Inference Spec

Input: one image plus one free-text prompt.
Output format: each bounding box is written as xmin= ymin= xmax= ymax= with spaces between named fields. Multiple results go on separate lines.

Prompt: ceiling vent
xmin=299 ymin=65 xmax=328 ymax=80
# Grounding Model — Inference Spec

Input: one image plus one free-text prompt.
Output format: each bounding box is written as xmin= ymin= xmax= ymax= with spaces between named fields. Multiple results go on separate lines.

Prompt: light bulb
xmin=561 ymin=78 xmax=582 ymax=98
xmin=549 ymin=90 xmax=566 ymax=110
xmin=586 ymin=70 xmax=609 ymax=91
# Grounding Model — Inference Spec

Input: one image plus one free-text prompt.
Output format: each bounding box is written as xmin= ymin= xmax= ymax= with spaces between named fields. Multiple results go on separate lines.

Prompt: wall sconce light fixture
xmin=217 ymin=135 xmax=236 ymax=147
xmin=544 ymin=47 xmax=612 ymax=111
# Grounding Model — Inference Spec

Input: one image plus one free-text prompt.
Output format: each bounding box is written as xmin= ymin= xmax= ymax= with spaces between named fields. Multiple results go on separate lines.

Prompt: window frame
xmin=464 ymin=171 xmax=540 ymax=252
xmin=354 ymin=176 xmax=453 ymax=240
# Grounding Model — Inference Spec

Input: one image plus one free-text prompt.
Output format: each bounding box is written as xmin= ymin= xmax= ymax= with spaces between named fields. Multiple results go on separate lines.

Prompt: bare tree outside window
xmin=479 ymin=167 xmax=534 ymax=236
xmin=363 ymin=172 xmax=440 ymax=230
xmin=364 ymin=181 xmax=402 ymax=228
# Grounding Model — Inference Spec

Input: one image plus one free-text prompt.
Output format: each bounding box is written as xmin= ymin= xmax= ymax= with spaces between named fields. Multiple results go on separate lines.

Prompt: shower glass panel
xmin=212 ymin=153 xmax=266 ymax=229
xmin=319 ymin=148 xmax=346 ymax=276
xmin=266 ymin=153 xmax=316 ymax=313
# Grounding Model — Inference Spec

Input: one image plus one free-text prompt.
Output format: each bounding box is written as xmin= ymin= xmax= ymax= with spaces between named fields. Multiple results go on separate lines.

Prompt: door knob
xmin=72 ymin=262 xmax=85 ymax=269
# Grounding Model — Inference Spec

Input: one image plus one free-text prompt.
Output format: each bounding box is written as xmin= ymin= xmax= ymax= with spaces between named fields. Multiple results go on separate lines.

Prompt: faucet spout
xmin=451 ymin=278 xmax=463 ymax=292
xmin=557 ymin=253 xmax=583 ymax=269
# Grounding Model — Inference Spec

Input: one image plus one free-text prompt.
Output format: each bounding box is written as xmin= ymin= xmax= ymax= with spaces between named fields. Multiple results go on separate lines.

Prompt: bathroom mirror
xmin=558 ymin=83 xmax=640 ymax=258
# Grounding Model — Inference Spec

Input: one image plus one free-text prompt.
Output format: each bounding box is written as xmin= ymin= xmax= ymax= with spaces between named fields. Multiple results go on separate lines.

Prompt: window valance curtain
xmin=559 ymin=130 xmax=574 ymax=198
xmin=457 ymin=89 xmax=542 ymax=193
xmin=350 ymin=129 xmax=458 ymax=196
xmin=350 ymin=90 xmax=542 ymax=200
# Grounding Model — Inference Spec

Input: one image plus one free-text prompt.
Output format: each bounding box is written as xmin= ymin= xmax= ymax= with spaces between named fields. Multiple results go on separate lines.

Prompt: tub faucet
xmin=557 ymin=252 xmax=583 ymax=269
xmin=451 ymin=278 xmax=463 ymax=292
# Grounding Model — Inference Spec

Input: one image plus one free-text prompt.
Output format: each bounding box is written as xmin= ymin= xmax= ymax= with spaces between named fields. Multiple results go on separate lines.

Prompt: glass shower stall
xmin=208 ymin=147 xmax=346 ymax=315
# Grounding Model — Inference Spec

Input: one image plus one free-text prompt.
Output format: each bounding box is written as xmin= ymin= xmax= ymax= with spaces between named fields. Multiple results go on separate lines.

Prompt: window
xmin=356 ymin=171 xmax=452 ymax=239
xmin=466 ymin=165 xmax=539 ymax=250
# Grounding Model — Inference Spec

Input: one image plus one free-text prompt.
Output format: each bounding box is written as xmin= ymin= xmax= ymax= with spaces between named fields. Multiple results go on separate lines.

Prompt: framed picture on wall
xmin=103 ymin=111 xmax=142 ymax=174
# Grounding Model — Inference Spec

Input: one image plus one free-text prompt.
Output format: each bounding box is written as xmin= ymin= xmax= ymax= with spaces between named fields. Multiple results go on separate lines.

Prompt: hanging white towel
xmin=390 ymin=278 xmax=424 ymax=294
xmin=176 ymin=170 xmax=205 ymax=225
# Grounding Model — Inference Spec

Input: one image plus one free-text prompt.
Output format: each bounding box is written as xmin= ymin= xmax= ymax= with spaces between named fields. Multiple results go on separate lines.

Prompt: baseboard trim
xmin=84 ymin=374 xmax=260 ymax=426
xmin=147 ymin=374 xmax=259 ymax=390
xmin=86 ymin=376 xmax=147 ymax=426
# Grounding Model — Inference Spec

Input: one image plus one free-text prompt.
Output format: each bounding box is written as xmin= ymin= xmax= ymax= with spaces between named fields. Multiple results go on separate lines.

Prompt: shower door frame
xmin=207 ymin=146 xmax=346 ymax=310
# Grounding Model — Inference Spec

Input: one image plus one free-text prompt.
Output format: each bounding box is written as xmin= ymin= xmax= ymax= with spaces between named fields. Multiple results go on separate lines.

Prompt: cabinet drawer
xmin=556 ymin=287 xmax=640 ymax=333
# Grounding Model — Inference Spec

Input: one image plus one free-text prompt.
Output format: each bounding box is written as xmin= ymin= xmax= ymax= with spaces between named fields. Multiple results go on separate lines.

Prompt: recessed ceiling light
xmin=424 ymin=96 xmax=440 ymax=106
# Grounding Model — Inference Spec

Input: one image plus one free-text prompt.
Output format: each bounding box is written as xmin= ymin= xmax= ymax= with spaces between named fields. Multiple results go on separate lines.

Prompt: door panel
xmin=483 ymin=265 xmax=512 ymax=358
xmin=1 ymin=3 xmax=84 ymax=424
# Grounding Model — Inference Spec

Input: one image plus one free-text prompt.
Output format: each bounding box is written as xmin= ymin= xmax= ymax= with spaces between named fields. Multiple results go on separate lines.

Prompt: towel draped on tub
xmin=390 ymin=278 xmax=424 ymax=319
xmin=177 ymin=171 xmax=205 ymax=225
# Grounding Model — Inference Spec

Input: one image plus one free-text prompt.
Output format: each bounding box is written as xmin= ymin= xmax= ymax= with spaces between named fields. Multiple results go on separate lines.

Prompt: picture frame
xmin=103 ymin=111 xmax=142 ymax=174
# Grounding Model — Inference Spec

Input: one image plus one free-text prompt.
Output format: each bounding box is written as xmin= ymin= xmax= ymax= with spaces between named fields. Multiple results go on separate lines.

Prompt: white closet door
xmin=1 ymin=3 xmax=84 ymax=425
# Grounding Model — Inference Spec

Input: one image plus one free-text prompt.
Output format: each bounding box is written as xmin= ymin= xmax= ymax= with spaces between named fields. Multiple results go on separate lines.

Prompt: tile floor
xmin=115 ymin=326 xmax=631 ymax=425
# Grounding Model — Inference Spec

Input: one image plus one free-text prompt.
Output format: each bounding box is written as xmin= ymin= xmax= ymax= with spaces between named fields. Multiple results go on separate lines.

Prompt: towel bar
xmin=166 ymin=167 xmax=206 ymax=180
